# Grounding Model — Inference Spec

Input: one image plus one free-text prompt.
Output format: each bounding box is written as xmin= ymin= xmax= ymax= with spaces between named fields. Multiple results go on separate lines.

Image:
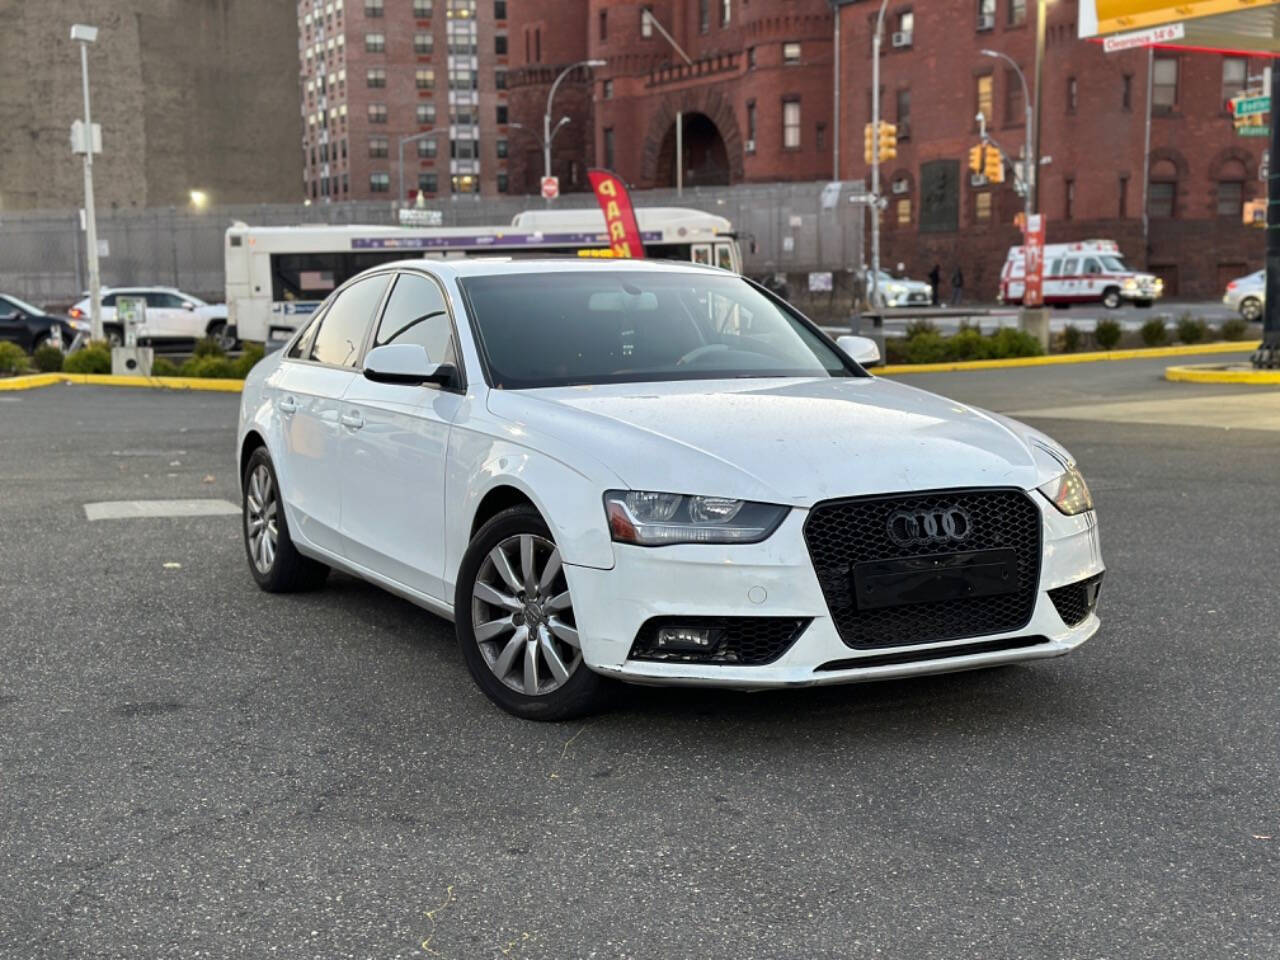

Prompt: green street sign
xmin=1233 ymin=95 xmax=1270 ymax=117
xmin=1239 ymin=125 xmax=1270 ymax=137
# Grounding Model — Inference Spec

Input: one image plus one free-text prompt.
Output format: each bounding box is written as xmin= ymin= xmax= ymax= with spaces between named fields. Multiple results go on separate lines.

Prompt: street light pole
xmin=1254 ymin=55 xmax=1280 ymax=368
xmin=398 ymin=131 xmax=444 ymax=210
xmin=1032 ymin=0 xmax=1048 ymax=214
xmin=870 ymin=0 xmax=889 ymax=309
xmin=979 ymin=49 xmax=1032 ymax=227
xmin=541 ymin=58 xmax=606 ymax=202
xmin=72 ymin=25 xmax=102 ymax=343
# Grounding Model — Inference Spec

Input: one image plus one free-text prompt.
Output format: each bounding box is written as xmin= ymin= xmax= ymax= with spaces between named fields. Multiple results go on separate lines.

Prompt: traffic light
xmin=984 ymin=145 xmax=1005 ymax=183
xmin=968 ymin=144 xmax=984 ymax=174
xmin=877 ymin=122 xmax=897 ymax=161
xmin=864 ymin=123 xmax=875 ymax=164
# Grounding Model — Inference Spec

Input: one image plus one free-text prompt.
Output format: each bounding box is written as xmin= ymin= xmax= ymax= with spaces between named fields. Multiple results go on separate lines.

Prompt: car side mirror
xmin=363 ymin=343 xmax=455 ymax=386
xmin=836 ymin=334 xmax=882 ymax=367
xmin=181 ymin=301 xmax=196 ymax=311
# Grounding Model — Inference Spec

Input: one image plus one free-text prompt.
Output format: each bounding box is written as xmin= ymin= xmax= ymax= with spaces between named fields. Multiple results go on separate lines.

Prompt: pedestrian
xmin=928 ymin=263 xmax=941 ymax=306
xmin=950 ymin=265 xmax=965 ymax=306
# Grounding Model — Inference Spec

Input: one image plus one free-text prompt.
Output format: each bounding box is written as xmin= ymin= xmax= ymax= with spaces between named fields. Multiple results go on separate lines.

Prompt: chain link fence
xmin=0 ymin=181 xmax=866 ymax=310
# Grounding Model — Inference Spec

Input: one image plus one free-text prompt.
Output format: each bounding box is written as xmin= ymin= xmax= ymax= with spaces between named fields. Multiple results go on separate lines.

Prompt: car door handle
xmin=340 ymin=411 xmax=364 ymax=430
xmin=277 ymin=396 xmax=298 ymax=415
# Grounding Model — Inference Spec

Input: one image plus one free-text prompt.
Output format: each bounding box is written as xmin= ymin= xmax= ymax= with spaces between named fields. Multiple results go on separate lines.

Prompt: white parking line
xmin=84 ymin=499 xmax=240 ymax=521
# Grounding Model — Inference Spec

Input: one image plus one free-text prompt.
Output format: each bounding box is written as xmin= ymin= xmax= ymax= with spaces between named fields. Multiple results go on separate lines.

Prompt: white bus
xmin=225 ymin=207 xmax=741 ymax=342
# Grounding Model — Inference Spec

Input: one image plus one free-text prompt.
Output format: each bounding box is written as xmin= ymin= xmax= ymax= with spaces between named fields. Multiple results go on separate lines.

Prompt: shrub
xmin=192 ymin=336 xmax=226 ymax=358
xmin=63 ymin=342 xmax=112 ymax=374
xmin=1176 ymin=314 xmax=1206 ymax=344
xmin=1060 ymin=324 xmax=1082 ymax=353
xmin=150 ymin=356 xmax=179 ymax=376
xmin=884 ymin=338 xmax=909 ymax=365
xmin=32 ymin=344 xmax=64 ymax=372
xmin=905 ymin=332 xmax=950 ymax=364
xmin=1095 ymin=318 xmax=1122 ymax=350
xmin=904 ymin=318 xmax=938 ymax=340
xmin=1140 ymin=317 xmax=1168 ymax=347
xmin=233 ymin=342 xmax=265 ymax=379
xmin=945 ymin=328 xmax=992 ymax=362
xmin=0 ymin=341 xmax=29 ymax=374
xmin=1221 ymin=316 xmax=1250 ymax=341
xmin=180 ymin=355 xmax=240 ymax=378
xmin=988 ymin=327 xmax=1044 ymax=358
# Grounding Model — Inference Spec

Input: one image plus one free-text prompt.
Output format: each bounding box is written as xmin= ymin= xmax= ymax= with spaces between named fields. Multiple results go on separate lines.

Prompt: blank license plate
xmin=852 ymin=549 xmax=1018 ymax=611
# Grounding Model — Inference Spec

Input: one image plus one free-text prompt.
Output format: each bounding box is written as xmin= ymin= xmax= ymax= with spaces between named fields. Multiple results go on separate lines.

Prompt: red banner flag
xmin=1022 ymin=214 xmax=1046 ymax=308
xmin=587 ymin=169 xmax=646 ymax=259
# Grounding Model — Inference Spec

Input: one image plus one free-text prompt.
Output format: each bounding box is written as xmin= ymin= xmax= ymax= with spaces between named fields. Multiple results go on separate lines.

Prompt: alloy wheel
xmin=471 ymin=533 xmax=581 ymax=697
xmin=1242 ymin=298 xmax=1262 ymax=322
xmin=245 ymin=464 xmax=279 ymax=574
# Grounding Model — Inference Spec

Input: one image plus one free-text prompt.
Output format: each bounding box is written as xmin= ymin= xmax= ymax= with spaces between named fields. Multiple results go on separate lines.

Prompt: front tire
xmin=455 ymin=506 xmax=606 ymax=720
xmin=242 ymin=448 xmax=329 ymax=593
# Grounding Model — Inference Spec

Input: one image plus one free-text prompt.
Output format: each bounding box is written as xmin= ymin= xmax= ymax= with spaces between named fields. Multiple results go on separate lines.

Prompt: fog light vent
xmin=629 ymin=617 xmax=810 ymax=666
xmin=656 ymin=626 xmax=713 ymax=651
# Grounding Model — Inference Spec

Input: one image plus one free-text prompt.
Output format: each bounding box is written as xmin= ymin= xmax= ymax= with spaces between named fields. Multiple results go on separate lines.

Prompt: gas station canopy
xmin=1079 ymin=0 xmax=1280 ymax=55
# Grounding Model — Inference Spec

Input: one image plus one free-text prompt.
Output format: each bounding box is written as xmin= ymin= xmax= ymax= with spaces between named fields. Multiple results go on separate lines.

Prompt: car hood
xmin=486 ymin=377 xmax=1067 ymax=506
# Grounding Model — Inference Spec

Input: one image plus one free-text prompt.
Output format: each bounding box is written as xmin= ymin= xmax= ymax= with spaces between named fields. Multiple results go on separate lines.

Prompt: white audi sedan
xmin=237 ymin=258 xmax=1103 ymax=720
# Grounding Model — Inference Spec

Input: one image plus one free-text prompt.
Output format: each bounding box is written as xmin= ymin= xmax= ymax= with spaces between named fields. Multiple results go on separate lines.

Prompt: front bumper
xmin=564 ymin=497 xmax=1103 ymax=690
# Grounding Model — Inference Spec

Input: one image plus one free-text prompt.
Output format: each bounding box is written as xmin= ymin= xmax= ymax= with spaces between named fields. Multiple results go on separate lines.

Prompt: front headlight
xmin=1037 ymin=464 xmax=1094 ymax=516
xmin=604 ymin=490 xmax=789 ymax=546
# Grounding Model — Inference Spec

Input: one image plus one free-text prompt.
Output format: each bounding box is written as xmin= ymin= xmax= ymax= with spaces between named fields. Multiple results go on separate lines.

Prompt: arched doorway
xmin=655 ymin=113 xmax=731 ymax=187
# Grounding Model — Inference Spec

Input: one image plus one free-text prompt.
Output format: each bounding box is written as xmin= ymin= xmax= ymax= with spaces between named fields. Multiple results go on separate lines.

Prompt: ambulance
xmin=999 ymin=239 xmax=1163 ymax=309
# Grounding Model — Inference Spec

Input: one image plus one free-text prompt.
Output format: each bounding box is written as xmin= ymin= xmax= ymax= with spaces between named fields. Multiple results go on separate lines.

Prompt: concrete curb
xmin=1164 ymin=363 xmax=1280 ymax=385
xmin=876 ymin=340 xmax=1256 ymax=376
xmin=0 ymin=373 xmax=244 ymax=393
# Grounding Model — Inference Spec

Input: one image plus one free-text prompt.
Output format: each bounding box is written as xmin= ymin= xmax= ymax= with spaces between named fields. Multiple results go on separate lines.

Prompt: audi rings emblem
xmin=886 ymin=505 xmax=973 ymax=547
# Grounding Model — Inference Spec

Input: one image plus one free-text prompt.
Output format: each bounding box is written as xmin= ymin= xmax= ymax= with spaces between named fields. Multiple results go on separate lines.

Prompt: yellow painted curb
xmin=1165 ymin=364 xmax=1280 ymax=385
xmin=0 ymin=373 xmax=244 ymax=393
xmin=877 ymin=340 xmax=1257 ymax=376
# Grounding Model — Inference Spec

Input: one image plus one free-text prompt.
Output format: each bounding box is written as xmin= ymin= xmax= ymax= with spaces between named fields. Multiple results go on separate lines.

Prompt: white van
xmin=999 ymin=240 xmax=1163 ymax=309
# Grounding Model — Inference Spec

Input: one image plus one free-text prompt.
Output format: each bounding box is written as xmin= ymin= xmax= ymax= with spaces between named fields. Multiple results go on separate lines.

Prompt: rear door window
xmin=1061 ymin=258 xmax=1080 ymax=276
xmin=310 ymin=274 xmax=391 ymax=367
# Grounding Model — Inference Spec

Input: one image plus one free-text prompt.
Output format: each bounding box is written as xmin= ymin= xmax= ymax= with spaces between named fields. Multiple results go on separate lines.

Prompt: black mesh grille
xmin=1048 ymin=574 xmax=1103 ymax=627
xmin=803 ymin=488 xmax=1042 ymax=649
xmin=629 ymin=617 xmax=809 ymax=666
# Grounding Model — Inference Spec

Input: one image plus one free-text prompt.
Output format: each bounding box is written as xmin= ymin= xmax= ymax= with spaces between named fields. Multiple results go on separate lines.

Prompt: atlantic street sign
xmin=1233 ymin=95 xmax=1271 ymax=117
xmin=1239 ymin=125 xmax=1271 ymax=137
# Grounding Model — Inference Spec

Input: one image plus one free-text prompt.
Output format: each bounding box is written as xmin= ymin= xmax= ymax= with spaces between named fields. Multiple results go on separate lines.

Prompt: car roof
xmin=372 ymin=257 xmax=729 ymax=280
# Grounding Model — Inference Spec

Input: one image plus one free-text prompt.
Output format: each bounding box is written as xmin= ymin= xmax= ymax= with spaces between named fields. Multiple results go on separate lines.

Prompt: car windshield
xmin=3 ymin=294 xmax=45 ymax=316
xmin=459 ymin=270 xmax=860 ymax=389
xmin=1100 ymin=256 xmax=1127 ymax=272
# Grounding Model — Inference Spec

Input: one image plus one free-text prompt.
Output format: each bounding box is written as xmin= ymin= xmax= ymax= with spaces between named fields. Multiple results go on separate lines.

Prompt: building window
xmin=447 ymin=0 xmax=476 ymax=16
xmin=602 ymin=79 xmax=613 ymax=99
xmin=368 ymin=103 xmax=387 ymax=123
xmin=452 ymin=175 xmax=478 ymax=193
xmin=413 ymin=0 xmax=433 ymax=16
xmin=641 ymin=6 xmax=653 ymax=37
xmin=449 ymin=67 xmax=477 ymax=89
xmin=365 ymin=32 xmax=385 ymax=52
xmin=496 ymin=104 xmax=508 ymax=124
xmin=367 ymin=67 xmax=386 ymax=88
xmin=744 ymin=101 xmax=757 ymax=150
xmin=1122 ymin=73 xmax=1133 ymax=110
xmin=417 ymin=102 xmax=436 ymax=124
xmin=782 ymin=99 xmax=801 ymax=149
xmin=414 ymin=32 xmax=434 ymax=54
xmin=604 ymin=127 xmax=615 ymax=169
xmin=699 ymin=0 xmax=709 ymax=33
xmin=342 ymin=173 xmax=349 ymax=194
xmin=895 ymin=11 xmax=913 ymax=44
xmin=747 ymin=46 xmax=756 ymax=69
xmin=416 ymin=68 xmax=435 ymax=89
xmin=897 ymin=198 xmax=912 ymax=225
xmin=417 ymin=138 xmax=437 ymax=158
xmin=1148 ymin=161 xmax=1177 ymax=218
xmin=1064 ymin=178 xmax=1075 ymax=220
xmin=370 ymin=172 xmax=390 ymax=192
xmin=535 ymin=28 xmax=541 ymax=61
xmin=1066 ymin=76 xmax=1078 ymax=113
xmin=1218 ymin=161 xmax=1247 ymax=216
xmin=599 ymin=9 xmax=607 ymax=41
xmin=451 ymin=139 xmax=476 ymax=160
xmin=496 ymin=138 xmax=508 ymax=158
xmin=816 ymin=122 xmax=825 ymax=150
xmin=418 ymin=172 xmax=438 ymax=193
xmin=896 ymin=87 xmax=911 ymax=137
xmin=1222 ymin=57 xmax=1247 ymax=103
xmin=1119 ymin=174 xmax=1129 ymax=217
xmin=782 ymin=42 xmax=801 ymax=65
xmin=497 ymin=172 xmax=509 ymax=193
xmin=977 ymin=0 xmax=995 ymax=29
xmin=721 ymin=0 xmax=731 ymax=26
xmin=369 ymin=136 xmax=389 ymax=157
xmin=1153 ymin=57 xmax=1178 ymax=112
xmin=976 ymin=74 xmax=993 ymax=126
xmin=365 ymin=0 xmax=383 ymax=15
xmin=495 ymin=34 xmax=507 ymax=55
xmin=1005 ymin=69 xmax=1024 ymax=124
xmin=494 ymin=0 xmax=506 ymax=19
xmin=975 ymin=190 xmax=992 ymax=221
xmin=1008 ymin=0 xmax=1026 ymax=26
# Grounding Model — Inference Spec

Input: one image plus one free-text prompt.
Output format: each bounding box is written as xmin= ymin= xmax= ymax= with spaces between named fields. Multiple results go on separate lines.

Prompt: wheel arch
xmin=239 ymin=429 xmax=267 ymax=491
xmin=470 ymin=484 xmax=538 ymax=537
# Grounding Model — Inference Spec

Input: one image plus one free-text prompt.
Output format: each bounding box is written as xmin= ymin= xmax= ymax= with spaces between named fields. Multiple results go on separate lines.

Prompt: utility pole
xmin=869 ymin=0 xmax=889 ymax=308
xmin=832 ymin=5 xmax=841 ymax=181
xmin=1031 ymin=0 xmax=1047 ymax=214
xmin=72 ymin=24 xmax=102 ymax=342
xmin=644 ymin=10 xmax=694 ymax=193
xmin=1254 ymin=55 xmax=1280 ymax=368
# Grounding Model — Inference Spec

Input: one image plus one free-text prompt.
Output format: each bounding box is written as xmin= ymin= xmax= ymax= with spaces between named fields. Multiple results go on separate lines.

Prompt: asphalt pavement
xmin=2 ymin=361 xmax=1278 ymax=959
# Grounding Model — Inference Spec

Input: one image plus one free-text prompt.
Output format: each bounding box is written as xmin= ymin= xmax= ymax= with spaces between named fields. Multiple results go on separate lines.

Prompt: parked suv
xmin=69 ymin=287 xmax=232 ymax=348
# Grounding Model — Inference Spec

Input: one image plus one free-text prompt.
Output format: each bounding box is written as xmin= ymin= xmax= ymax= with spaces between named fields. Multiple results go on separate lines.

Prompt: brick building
xmin=0 ymin=0 xmax=301 ymax=210
xmin=836 ymin=0 xmax=1267 ymax=300
xmin=298 ymin=0 xmax=513 ymax=203
xmin=507 ymin=0 xmax=838 ymax=194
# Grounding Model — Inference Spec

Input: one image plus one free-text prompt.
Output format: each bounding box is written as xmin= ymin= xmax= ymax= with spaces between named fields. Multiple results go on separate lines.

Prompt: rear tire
xmin=454 ymin=506 xmax=607 ymax=721
xmin=242 ymin=447 xmax=329 ymax=593
xmin=1241 ymin=297 xmax=1263 ymax=322
xmin=104 ymin=324 xmax=123 ymax=347
xmin=209 ymin=320 xmax=238 ymax=352
xmin=1101 ymin=288 xmax=1122 ymax=310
